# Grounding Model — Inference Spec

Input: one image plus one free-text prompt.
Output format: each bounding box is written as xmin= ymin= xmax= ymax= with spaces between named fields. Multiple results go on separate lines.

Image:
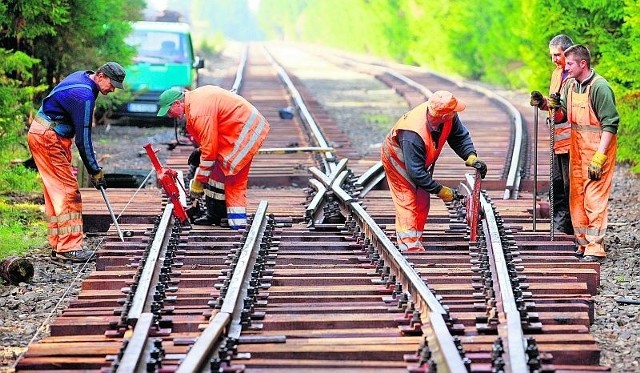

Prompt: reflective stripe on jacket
xmin=184 ymin=86 xmax=270 ymax=183
xmin=549 ymin=67 xmax=571 ymax=153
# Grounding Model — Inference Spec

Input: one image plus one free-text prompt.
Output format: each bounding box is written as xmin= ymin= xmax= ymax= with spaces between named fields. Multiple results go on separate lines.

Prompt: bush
xmin=0 ymin=199 xmax=46 ymax=258
xmin=616 ymin=91 xmax=640 ymax=172
xmin=197 ymin=34 xmax=225 ymax=59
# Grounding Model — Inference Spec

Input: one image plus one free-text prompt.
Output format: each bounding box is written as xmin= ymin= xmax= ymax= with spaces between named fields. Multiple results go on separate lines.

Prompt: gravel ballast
xmin=1 ymin=44 xmax=638 ymax=372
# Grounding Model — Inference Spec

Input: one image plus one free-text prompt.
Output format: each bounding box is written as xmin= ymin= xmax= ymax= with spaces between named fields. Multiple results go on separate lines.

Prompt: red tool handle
xmin=144 ymin=143 xmax=189 ymax=223
xmin=466 ymin=169 xmax=482 ymax=242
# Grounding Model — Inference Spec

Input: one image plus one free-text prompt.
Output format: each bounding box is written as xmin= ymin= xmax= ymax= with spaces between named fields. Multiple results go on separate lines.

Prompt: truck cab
xmin=113 ymin=21 xmax=204 ymax=122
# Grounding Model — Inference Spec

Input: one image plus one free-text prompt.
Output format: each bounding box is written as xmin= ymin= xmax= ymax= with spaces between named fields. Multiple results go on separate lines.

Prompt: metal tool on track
xmin=466 ymin=169 xmax=482 ymax=242
xmin=99 ymin=185 xmax=125 ymax=242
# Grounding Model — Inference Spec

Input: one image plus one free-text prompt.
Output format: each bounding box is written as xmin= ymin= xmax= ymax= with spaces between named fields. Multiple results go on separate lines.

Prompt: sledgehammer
xmin=99 ymin=185 xmax=125 ymax=242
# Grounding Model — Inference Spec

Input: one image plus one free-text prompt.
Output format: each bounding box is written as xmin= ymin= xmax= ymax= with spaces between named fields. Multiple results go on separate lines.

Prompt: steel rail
xmin=114 ymin=313 xmax=154 ymax=373
xmin=262 ymin=45 xmax=336 ymax=173
xmin=305 ymin=178 xmax=327 ymax=225
xmin=230 ymin=44 xmax=248 ymax=93
xmin=318 ymin=49 xmax=526 ymax=200
xmin=176 ymin=201 xmax=269 ymax=373
xmin=326 ymin=173 xmax=466 ymax=372
xmin=465 ymin=173 xmax=529 ymax=372
xmin=355 ymin=161 xmax=385 ymax=197
xmin=127 ymin=204 xmax=175 ymax=323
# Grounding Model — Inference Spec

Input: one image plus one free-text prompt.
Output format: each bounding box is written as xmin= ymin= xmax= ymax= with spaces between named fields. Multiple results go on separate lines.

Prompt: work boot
xmin=193 ymin=215 xmax=221 ymax=226
xmin=574 ymin=245 xmax=585 ymax=257
xmin=580 ymin=255 xmax=605 ymax=263
xmin=53 ymin=247 xmax=96 ymax=263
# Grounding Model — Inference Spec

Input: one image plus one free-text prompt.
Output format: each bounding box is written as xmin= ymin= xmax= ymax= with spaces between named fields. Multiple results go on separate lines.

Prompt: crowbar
xmin=99 ymin=185 xmax=125 ymax=242
xmin=533 ymin=106 xmax=539 ymax=232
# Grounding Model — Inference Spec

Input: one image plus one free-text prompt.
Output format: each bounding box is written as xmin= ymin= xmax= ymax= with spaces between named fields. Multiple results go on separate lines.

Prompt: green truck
xmin=112 ymin=21 xmax=204 ymax=122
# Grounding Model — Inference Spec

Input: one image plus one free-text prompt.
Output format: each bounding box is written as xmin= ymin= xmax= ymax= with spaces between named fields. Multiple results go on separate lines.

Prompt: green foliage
xmin=0 ymin=49 xmax=46 ymax=152
xmin=0 ymin=199 xmax=47 ymax=259
xmin=616 ymin=91 xmax=640 ymax=171
xmin=0 ymin=0 xmax=145 ymax=89
xmin=0 ymin=163 xmax=41 ymax=195
xmin=257 ymin=0 xmax=640 ymax=170
xmin=197 ymin=34 xmax=226 ymax=59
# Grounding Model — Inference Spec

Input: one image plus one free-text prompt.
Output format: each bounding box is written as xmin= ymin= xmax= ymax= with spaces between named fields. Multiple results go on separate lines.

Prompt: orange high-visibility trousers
xmin=569 ymin=129 xmax=616 ymax=257
xmin=568 ymin=81 xmax=616 ymax=257
xmin=381 ymin=153 xmax=430 ymax=251
xmin=204 ymin=161 xmax=251 ymax=230
xmin=27 ymin=121 xmax=84 ymax=253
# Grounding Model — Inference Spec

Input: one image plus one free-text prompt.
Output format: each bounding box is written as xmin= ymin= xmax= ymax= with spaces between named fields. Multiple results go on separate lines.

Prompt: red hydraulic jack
xmin=143 ymin=143 xmax=189 ymax=223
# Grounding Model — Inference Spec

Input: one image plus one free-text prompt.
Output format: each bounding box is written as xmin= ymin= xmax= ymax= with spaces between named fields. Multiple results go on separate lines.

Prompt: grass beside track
xmin=0 ymin=152 xmax=47 ymax=276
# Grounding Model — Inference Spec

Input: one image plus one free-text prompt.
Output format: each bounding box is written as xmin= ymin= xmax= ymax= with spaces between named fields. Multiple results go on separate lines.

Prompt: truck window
xmin=126 ymin=30 xmax=192 ymax=64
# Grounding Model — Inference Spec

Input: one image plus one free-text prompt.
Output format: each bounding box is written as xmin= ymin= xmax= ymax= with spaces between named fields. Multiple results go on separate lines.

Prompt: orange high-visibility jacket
xmin=549 ymin=67 xmax=571 ymax=153
xmin=383 ymin=102 xmax=453 ymax=176
xmin=184 ymin=86 xmax=270 ymax=184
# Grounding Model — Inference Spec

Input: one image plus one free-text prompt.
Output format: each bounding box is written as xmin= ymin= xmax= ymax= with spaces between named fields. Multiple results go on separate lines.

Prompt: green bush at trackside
xmin=0 ymin=0 xmax=146 ymax=262
xmin=0 ymin=158 xmax=47 ymax=260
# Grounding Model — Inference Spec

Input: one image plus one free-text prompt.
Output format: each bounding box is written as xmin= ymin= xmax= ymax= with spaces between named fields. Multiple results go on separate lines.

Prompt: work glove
xmin=91 ymin=169 xmax=107 ymax=190
xmin=189 ymin=178 xmax=204 ymax=199
xmin=547 ymin=92 xmax=561 ymax=110
xmin=436 ymin=186 xmax=462 ymax=203
xmin=187 ymin=148 xmax=201 ymax=167
xmin=530 ymin=91 xmax=545 ymax=108
xmin=465 ymin=154 xmax=488 ymax=179
xmin=588 ymin=151 xmax=607 ymax=180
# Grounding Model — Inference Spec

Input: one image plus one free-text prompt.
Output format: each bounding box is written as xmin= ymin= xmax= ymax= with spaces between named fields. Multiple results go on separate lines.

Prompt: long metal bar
xmin=533 ymin=107 xmax=538 ymax=231
xmin=549 ymin=108 xmax=556 ymax=241
xmin=99 ymin=186 xmax=124 ymax=242
xmin=258 ymin=146 xmax=334 ymax=154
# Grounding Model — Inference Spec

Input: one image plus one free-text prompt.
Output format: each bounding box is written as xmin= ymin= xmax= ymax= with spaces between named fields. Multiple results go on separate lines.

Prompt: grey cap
xmin=98 ymin=62 xmax=126 ymax=89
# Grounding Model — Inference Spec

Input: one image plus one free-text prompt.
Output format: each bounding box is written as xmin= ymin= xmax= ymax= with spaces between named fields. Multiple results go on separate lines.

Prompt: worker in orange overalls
xmin=157 ymin=86 xmax=270 ymax=229
xmin=547 ymin=45 xmax=619 ymax=263
xmin=530 ymin=34 xmax=574 ymax=235
xmin=27 ymin=62 xmax=126 ymax=262
xmin=381 ymin=91 xmax=487 ymax=252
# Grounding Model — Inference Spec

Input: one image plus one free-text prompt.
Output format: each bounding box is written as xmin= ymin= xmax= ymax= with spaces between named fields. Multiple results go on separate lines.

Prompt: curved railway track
xmin=14 ymin=43 xmax=605 ymax=372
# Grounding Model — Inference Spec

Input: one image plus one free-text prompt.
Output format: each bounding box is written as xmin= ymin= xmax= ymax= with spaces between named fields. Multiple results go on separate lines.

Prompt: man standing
xmin=381 ymin=91 xmax=487 ymax=252
xmin=548 ymin=45 xmax=619 ymax=262
xmin=530 ymin=34 xmax=574 ymax=234
xmin=28 ymin=62 xmax=126 ymax=262
xmin=157 ymin=86 xmax=270 ymax=229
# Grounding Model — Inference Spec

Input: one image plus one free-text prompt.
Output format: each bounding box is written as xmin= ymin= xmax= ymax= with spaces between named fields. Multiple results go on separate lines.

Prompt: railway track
xmin=14 ymin=43 xmax=606 ymax=372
